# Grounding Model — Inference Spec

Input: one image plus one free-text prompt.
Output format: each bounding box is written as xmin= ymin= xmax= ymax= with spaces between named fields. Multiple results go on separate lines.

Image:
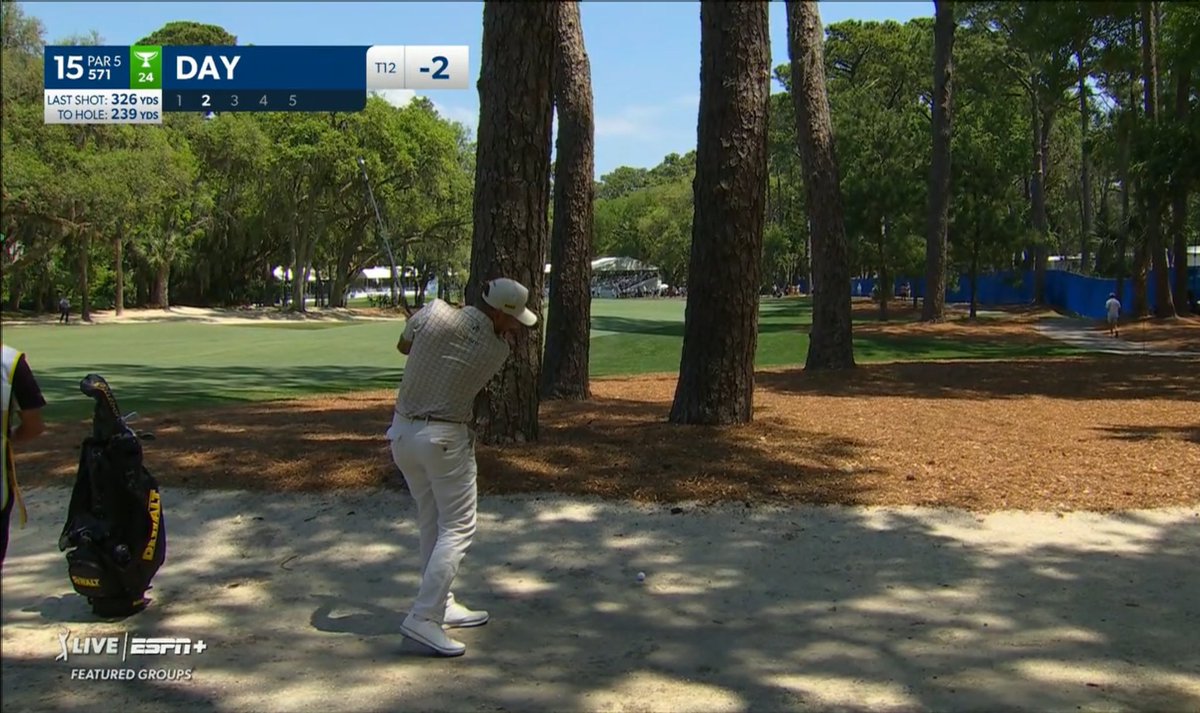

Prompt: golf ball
xmin=636 ymin=572 xmax=646 ymax=582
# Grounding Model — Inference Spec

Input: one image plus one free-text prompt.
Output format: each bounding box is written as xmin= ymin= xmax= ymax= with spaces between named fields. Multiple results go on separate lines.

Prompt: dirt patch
xmin=14 ymin=355 xmax=1199 ymax=512
xmin=1111 ymin=315 xmax=1200 ymax=353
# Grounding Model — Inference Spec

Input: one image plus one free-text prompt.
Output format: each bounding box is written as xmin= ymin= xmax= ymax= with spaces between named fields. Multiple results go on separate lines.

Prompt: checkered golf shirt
xmin=392 ymin=299 xmax=511 ymax=424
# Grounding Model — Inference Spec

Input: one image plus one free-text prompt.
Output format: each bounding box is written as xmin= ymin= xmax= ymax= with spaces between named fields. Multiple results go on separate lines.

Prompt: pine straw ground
xmin=15 ymin=309 xmax=1199 ymax=513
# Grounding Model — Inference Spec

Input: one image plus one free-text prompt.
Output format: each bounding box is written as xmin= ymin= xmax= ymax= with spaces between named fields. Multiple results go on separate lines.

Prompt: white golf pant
xmin=388 ymin=415 xmax=477 ymax=624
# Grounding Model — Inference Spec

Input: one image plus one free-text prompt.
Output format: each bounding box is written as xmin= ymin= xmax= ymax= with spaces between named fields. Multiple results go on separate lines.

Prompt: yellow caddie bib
xmin=1 ymin=343 xmax=30 ymax=527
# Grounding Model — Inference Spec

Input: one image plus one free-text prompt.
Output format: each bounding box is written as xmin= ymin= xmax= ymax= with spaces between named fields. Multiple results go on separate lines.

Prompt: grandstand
xmin=543 ymin=256 xmax=667 ymax=298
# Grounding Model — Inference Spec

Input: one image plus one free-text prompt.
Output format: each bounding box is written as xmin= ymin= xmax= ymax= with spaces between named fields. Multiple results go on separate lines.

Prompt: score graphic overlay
xmin=44 ymin=45 xmax=469 ymax=125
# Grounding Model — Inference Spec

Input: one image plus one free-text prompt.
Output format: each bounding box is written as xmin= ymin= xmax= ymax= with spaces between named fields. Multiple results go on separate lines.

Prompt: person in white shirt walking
xmin=387 ymin=277 xmax=537 ymax=657
xmin=1105 ymin=292 xmax=1121 ymax=337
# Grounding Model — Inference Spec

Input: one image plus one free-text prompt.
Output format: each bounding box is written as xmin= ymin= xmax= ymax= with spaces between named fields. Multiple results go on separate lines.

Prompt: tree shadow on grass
xmin=589 ymin=315 xmax=801 ymax=338
xmin=852 ymin=334 xmax=1080 ymax=361
xmin=756 ymin=355 xmax=1200 ymax=402
xmin=32 ymin=364 xmax=406 ymax=424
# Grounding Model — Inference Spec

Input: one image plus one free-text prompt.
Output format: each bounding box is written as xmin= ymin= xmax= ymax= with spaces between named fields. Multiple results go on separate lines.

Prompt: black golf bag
xmin=58 ymin=374 xmax=166 ymax=618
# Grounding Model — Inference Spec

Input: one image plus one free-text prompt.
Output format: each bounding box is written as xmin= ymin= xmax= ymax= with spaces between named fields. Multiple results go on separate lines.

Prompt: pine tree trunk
xmin=1030 ymin=97 xmax=1052 ymax=304
xmin=1115 ymin=119 xmax=1131 ymax=300
xmin=467 ymin=1 xmax=556 ymax=444
xmin=670 ymin=0 xmax=770 ymax=425
xmin=878 ymin=214 xmax=890 ymax=322
xmin=970 ymin=215 xmax=981 ymax=320
xmin=786 ymin=0 xmax=855 ymax=370
xmin=114 ymin=227 xmax=125 ymax=316
xmin=1132 ymin=189 xmax=1150 ymax=317
xmin=79 ymin=231 xmax=92 ymax=322
xmin=542 ymin=0 xmax=594 ymax=402
xmin=1170 ymin=63 xmax=1190 ymax=307
xmin=1077 ymin=50 xmax=1094 ymax=276
xmin=922 ymin=0 xmax=954 ymax=322
xmin=1141 ymin=0 xmax=1175 ymax=317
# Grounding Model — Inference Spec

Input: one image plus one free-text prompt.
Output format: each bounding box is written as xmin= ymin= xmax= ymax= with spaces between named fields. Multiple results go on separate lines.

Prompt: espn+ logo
xmin=56 ymin=629 xmax=207 ymax=662
xmin=56 ymin=629 xmax=205 ymax=682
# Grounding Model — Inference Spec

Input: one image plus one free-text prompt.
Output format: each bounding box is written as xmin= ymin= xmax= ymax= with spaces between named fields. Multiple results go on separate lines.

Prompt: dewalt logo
xmin=142 ymin=490 xmax=161 ymax=561
xmin=71 ymin=575 xmax=101 ymax=588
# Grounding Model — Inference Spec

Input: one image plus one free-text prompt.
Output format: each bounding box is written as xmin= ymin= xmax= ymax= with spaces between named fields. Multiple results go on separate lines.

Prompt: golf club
xmin=356 ymin=157 xmax=411 ymax=317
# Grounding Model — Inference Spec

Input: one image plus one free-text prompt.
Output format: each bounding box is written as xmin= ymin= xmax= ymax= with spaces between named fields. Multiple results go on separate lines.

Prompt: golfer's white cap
xmin=483 ymin=277 xmax=538 ymax=327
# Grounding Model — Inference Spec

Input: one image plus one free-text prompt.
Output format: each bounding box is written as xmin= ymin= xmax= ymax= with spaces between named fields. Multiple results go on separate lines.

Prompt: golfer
xmin=387 ymin=277 xmax=537 ymax=657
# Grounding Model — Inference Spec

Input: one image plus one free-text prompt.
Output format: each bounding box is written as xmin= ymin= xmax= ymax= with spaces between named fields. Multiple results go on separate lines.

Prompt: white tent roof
xmin=358 ymin=266 xmax=459 ymax=279
xmin=362 ymin=266 xmax=402 ymax=280
xmin=543 ymin=257 xmax=660 ymax=274
xmin=591 ymin=256 xmax=658 ymax=272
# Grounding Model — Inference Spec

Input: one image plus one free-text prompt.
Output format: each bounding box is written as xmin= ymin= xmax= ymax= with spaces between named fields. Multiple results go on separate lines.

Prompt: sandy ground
xmin=2 ymin=486 xmax=1198 ymax=712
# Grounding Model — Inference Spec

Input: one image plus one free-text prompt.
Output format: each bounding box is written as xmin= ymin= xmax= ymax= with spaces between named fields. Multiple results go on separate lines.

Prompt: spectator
xmin=58 ymin=296 xmax=70 ymax=324
xmin=1105 ymin=292 xmax=1121 ymax=337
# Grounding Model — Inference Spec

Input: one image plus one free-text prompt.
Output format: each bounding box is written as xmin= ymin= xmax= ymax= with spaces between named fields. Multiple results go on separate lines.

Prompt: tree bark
xmin=1077 ymin=49 xmax=1094 ymax=275
xmin=970 ymin=213 xmax=980 ymax=320
xmin=1132 ymin=201 xmax=1150 ymax=317
xmin=467 ymin=0 xmax=556 ymax=444
xmin=136 ymin=268 xmax=149 ymax=307
xmin=670 ymin=0 xmax=770 ymax=425
xmin=1115 ymin=112 xmax=1131 ymax=300
xmin=78 ymin=227 xmax=92 ymax=322
xmin=152 ymin=263 xmax=170 ymax=309
xmin=1030 ymin=94 xmax=1052 ymax=304
xmin=5 ymin=270 xmax=21 ymax=313
xmin=289 ymin=237 xmax=310 ymax=313
xmin=541 ymin=0 xmax=594 ymax=402
xmin=787 ymin=0 xmax=855 ymax=370
xmin=922 ymin=0 xmax=954 ymax=322
xmin=1170 ymin=63 xmax=1190 ymax=307
xmin=878 ymin=214 xmax=890 ymax=321
xmin=1141 ymin=0 xmax=1175 ymax=317
xmin=114 ymin=226 xmax=125 ymax=315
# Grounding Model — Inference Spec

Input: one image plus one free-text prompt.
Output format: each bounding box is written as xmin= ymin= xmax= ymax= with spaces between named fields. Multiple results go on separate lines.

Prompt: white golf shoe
xmin=444 ymin=598 xmax=489 ymax=628
xmin=400 ymin=614 xmax=466 ymax=657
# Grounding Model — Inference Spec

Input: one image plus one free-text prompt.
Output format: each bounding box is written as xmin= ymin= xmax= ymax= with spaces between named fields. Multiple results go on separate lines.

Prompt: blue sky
xmin=24 ymin=1 xmax=933 ymax=179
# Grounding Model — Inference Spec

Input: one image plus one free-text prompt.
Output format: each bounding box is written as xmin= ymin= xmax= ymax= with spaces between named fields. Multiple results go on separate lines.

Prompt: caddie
xmin=2 ymin=343 xmax=47 ymax=570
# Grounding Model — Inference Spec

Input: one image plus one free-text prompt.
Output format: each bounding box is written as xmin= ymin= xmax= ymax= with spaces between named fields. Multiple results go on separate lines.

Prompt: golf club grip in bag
xmin=58 ymin=374 xmax=165 ymax=618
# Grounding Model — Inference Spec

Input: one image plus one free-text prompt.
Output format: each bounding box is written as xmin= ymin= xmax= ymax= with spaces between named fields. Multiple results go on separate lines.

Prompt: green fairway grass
xmin=586 ymin=298 xmax=1079 ymax=376
xmin=2 ymin=298 xmax=1079 ymax=422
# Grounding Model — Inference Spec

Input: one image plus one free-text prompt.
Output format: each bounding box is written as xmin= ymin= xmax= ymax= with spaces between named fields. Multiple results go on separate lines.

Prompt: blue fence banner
xmin=850 ymin=267 xmax=1198 ymax=320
